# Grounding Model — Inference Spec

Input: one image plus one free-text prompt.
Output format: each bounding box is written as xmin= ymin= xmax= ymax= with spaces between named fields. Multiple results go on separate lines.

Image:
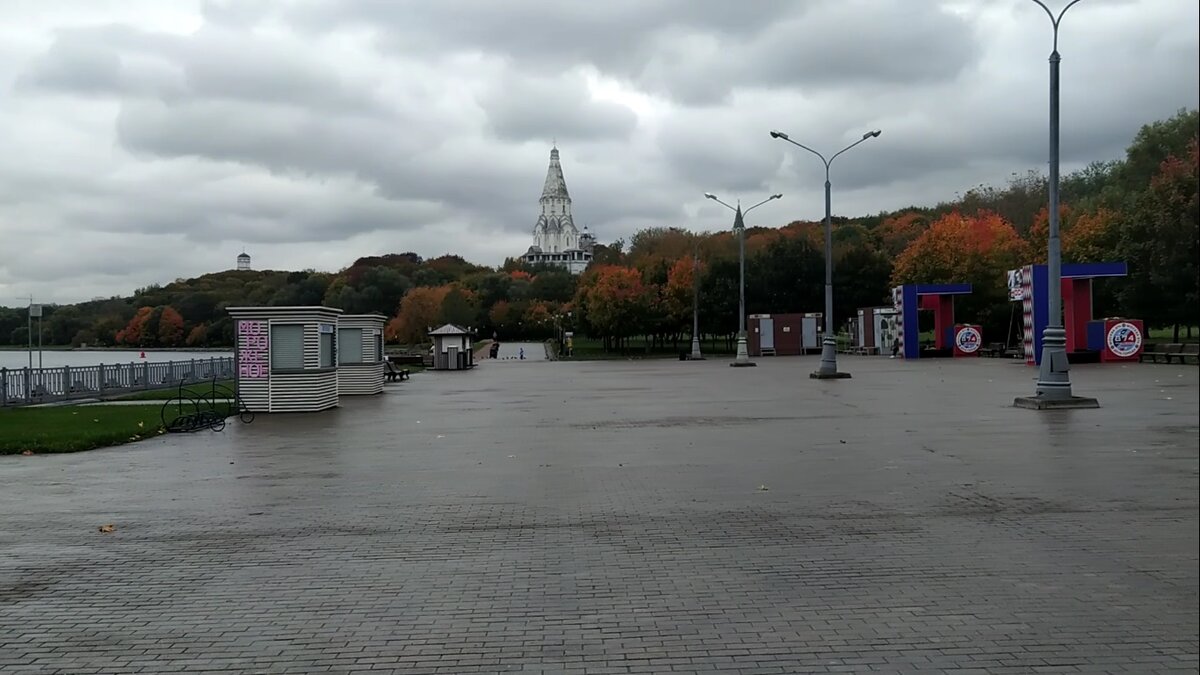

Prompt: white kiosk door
xmin=760 ymin=318 xmax=775 ymax=355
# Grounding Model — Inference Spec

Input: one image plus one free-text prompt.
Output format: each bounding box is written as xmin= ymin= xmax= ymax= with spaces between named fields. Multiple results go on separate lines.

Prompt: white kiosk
xmin=227 ymin=306 xmax=342 ymax=413
xmin=337 ymin=313 xmax=387 ymax=395
xmin=429 ymin=324 xmax=475 ymax=371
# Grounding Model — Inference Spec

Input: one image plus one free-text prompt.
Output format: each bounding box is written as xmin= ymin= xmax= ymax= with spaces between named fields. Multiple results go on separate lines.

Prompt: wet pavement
xmin=1 ymin=355 xmax=1197 ymax=674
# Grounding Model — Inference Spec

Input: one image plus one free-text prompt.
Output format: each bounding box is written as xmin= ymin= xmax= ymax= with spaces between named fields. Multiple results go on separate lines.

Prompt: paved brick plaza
xmin=1 ymin=354 xmax=1197 ymax=674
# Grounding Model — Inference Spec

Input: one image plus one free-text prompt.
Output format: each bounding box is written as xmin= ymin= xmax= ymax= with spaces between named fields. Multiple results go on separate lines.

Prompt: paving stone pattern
xmin=2 ymin=356 xmax=1198 ymax=674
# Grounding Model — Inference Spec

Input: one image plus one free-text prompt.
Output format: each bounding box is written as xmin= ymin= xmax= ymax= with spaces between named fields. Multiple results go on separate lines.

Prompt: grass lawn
xmin=0 ymin=404 xmax=166 ymax=455
xmin=1148 ymin=326 xmax=1199 ymax=343
xmin=111 ymin=380 xmax=236 ymax=401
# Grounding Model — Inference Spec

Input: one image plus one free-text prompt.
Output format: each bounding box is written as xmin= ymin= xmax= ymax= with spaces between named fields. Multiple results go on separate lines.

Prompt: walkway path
xmin=488 ymin=340 xmax=547 ymax=361
xmin=1 ymin=357 xmax=1197 ymax=673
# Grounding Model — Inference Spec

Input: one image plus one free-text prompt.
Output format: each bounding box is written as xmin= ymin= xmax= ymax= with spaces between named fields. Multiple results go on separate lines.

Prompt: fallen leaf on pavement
xmin=98 ymin=524 xmax=115 ymax=533
xmin=21 ymin=450 xmax=34 ymax=456
xmin=757 ymin=485 xmax=770 ymax=491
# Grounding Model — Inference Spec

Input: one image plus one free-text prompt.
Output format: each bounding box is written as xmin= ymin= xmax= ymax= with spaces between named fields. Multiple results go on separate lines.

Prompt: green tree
xmin=1117 ymin=137 xmax=1199 ymax=339
xmin=1112 ymin=108 xmax=1200 ymax=200
xmin=529 ymin=269 xmax=576 ymax=303
xmin=440 ymin=287 xmax=479 ymax=327
xmin=833 ymin=244 xmax=894 ymax=324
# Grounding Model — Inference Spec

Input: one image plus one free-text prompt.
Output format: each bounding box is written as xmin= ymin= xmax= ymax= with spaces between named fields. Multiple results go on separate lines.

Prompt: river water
xmin=0 ymin=349 xmax=232 ymax=370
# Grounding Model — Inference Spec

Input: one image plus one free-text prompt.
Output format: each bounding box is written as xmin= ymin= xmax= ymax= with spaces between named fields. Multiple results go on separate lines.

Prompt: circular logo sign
xmin=1106 ymin=322 xmax=1142 ymax=358
xmin=956 ymin=326 xmax=981 ymax=353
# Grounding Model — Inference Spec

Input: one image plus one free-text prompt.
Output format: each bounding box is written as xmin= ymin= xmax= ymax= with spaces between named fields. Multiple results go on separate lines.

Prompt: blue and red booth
xmin=890 ymin=283 xmax=974 ymax=359
xmin=1014 ymin=261 xmax=1142 ymax=364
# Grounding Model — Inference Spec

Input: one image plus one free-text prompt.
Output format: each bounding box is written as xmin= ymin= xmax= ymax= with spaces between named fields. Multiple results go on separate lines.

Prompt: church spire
xmin=541 ymin=145 xmax=570 ymax=202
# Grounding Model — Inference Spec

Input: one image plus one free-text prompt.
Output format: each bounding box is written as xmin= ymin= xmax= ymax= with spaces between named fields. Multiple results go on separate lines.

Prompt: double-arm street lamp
xmin=690 ymin=242 xmax=704 ymax=360
xmin=703 ymin=192 xmax=783 ymax=367
xmin=770 ymin=128 xmax=880 ymax=379
xmin=1015 ymin=0 xmax=1098 ymax=410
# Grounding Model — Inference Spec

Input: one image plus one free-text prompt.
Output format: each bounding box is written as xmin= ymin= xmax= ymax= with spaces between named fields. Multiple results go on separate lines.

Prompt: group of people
xmin=487 ymin=341 xmax=524 ymax=360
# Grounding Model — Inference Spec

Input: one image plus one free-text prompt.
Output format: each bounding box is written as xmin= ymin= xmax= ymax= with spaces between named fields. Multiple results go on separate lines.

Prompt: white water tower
xmin=237 ymin=251 xmax=252 ymax=271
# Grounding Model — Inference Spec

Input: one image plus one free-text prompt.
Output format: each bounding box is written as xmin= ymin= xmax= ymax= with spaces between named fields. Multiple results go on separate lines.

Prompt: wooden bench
xmin=1140 ymin=343 xmax=1182 ymax=363
xmin=385 ymin=361 xmax=410 ymax=382
xmin=1167 ymin=343 xmax=1199 ymax=365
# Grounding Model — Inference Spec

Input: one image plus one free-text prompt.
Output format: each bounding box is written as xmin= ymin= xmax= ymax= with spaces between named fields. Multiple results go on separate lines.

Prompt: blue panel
xmin=914 ymin=283 xmax=973 ymax=295
xmin=902 ymin=285 xmax=920 ymax=359
xmin=1086 ymin=320 xmax=1105 ymax=351
xmin=1062 ymin=261 xmax=1127 ymax=279
xmin=1031 ymin=265 xmax=1049 ymax=365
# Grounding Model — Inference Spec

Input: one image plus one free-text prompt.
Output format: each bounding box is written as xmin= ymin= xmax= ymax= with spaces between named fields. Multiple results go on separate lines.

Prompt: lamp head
xmin=703 ymin=192 xmax=717 ymax=200
xmin=863 ymin=129 xmax=882 ymax=139
xmin=770 ymin=193 xmax=783 ymax=200
xmin=769 ymin=130 xmax=788 ymax=140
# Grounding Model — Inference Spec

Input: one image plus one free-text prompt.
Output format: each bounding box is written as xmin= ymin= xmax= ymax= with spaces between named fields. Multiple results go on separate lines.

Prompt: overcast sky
xmin=1 ymin=0 xmax=1196 ymax=306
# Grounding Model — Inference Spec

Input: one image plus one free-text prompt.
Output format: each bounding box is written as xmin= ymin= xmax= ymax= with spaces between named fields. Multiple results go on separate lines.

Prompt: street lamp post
xmin=769 ymin=129 xmax=880 ymax=379
xmin=704 ymin=192 xmax=782 ymax=367
xmin=1015 ymin=0 xmax=1098 ymax=410
xmin=690 ymin=243 xmax=705 ymax=360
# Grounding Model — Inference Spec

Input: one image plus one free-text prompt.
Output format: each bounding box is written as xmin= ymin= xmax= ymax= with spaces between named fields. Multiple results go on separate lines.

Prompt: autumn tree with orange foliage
xmin=577 ymin=265 xmax=650 ymax=350
xmin=488 ymin=300 xmax=514 ymax=332
xmin=522 ymin=300 xmax=553 ymax=330
xmin=185 ymin=323 xmax=208 ymax=347
xmin=664 ymin=255 xmax=701 ymax=335
xmin=892 ymin=210 xmax=1029 ymax=335
xmin=115 ymin=307 xmax=154 ymax=346
xmin=1027 ymin=204 xmax=1072 ymax=264
xmin=1063 ymin=207 xmax=1120 ymax=264
xmin=875 ymin=211 xmax=929 ymax=257
xmin=386 ymin=285 xmax=451 ymax=344
xmin=157 ymin=306 xmax=185 ymax=347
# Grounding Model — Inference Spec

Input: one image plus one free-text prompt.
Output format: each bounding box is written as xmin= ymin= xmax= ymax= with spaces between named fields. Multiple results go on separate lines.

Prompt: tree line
xmin=1 ymin=109 xmax=1195 ymax=351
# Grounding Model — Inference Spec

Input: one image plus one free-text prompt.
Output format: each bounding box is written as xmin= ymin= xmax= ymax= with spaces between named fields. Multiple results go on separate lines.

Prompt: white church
xmin=519 ymin=145 xmax=595 ymax=274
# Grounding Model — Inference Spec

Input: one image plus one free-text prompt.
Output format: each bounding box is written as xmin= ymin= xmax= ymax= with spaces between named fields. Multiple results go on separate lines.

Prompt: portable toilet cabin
xmin=226 ymin=305 xmax=342 ymax=413
xmin=747 ymin=313 xmax=824 ymax=356
xmin=429 ymin=324 xmax=475 ymax=370
xmin=337 ymin=313 xmax=387 ymax=395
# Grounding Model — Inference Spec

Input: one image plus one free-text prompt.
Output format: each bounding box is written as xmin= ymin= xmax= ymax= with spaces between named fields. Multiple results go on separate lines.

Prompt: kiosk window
xmin=270 ymin=324 xmax=304 ymax=370
xmin=338 ymin=328 xmax=364 ymax=364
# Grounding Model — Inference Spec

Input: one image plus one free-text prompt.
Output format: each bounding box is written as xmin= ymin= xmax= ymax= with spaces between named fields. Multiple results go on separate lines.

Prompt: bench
xmin=385 ymin=361 xmax=410 ymax=382
xmin=1167 ymin=343 xmax=1199 ymax=365
xmin=1140 ymin=343 xmax=1182 ymax=363
xmin=980 ymin=342 xmax=1007 ymax=358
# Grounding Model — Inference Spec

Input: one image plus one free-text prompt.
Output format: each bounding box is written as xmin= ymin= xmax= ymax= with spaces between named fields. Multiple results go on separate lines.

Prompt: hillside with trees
xmin=1 ymin=109 xmax=1195 ymax=351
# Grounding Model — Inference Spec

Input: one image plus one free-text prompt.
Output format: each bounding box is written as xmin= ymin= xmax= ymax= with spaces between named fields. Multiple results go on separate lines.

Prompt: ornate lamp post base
xmin=809 ymin=336 xmax=851 ymax=379
xmin=730 ymin=334 xmax=756 ymax=367
xmin=1013 ymin=329 xmax=1099 ymax=409
xmin=1013 ymin=394 xmax=1100 ymax=410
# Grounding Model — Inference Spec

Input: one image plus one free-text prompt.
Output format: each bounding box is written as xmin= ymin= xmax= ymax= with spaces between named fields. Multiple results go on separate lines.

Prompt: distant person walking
xmin=890 ymin=336 xmax=900 ymax=359
xmin=519 ymin=347 xmax=525 ymax=360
